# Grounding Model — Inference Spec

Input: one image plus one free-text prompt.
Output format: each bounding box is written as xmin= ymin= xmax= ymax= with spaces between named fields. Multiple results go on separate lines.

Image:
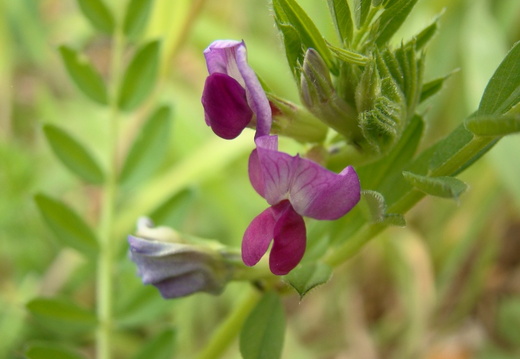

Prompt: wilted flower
xmin=128 ymin=218 xmax=235 ymax=299
xmin=201 ymin=40 xmax=271 ymax=139
xmin=242 ymin=136 xmax=361 ymax=275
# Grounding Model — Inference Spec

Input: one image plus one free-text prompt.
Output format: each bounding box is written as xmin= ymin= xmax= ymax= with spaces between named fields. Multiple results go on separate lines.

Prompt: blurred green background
xmin=1 ymin=0 xmax=520 ymax=358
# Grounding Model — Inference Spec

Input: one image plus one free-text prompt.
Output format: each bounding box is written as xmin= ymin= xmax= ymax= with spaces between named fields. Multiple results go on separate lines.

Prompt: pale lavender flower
xmin=201 ymin=40 xmax=271 ymax=139
xmin=242 ymin=135 xmax=361 ymax=275
xmin=128 ymin=218 xmax=234 ymax=299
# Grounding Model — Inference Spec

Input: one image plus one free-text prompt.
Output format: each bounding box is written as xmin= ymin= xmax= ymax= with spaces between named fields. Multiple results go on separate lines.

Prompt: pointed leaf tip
xmin=402 ymin=171 xmax=468 ymax=200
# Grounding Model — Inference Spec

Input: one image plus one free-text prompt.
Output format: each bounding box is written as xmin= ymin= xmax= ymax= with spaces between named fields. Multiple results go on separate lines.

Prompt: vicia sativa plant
xmin=25 ymin=0 xmax=519 ymax=358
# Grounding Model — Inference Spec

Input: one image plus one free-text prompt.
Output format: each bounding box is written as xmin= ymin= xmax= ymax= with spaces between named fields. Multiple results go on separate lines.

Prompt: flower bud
xmin=300 ymin=49 xmax=361 ymax=141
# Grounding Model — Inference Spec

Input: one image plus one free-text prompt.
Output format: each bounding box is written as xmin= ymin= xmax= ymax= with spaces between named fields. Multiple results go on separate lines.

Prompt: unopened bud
xmin=300 ymin=49 xmax=361 ymax=141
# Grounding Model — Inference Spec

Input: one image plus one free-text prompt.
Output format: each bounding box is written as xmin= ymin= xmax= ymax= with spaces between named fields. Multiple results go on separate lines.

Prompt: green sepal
xmin=76 ymin=0 xmax=115 ymax=34
xmin=118 ymin=40 xmax=161 ymax=111
xmin=477 ymin=41 xmax=520 ymax=116
xmin=25 ymin=343 xmax=86 ymax=359
xmin=240 ymin=292 xmax=285 ymax=359
xmin=327 ymin=0 xmax=353 ymax=45
xmin=119 ymin=105 xmax=172 ymax=188
xmin=394 ymin=41 xmax=423 ymax=113
xmin=34 ymin=193 xmax=98 ymax=257
xmin=58 ymin=46 xmax=108 ymax=105
xmin=465 ymin=114 xmax=520 ymax=137
xmin=285 ymin=262 xmax=333 ymax=300
xmin=360 ymin=190 xmax=406 ymax=225
xmin=26 ymin=297 xmax=97 ymax=327
xmin=273 ymin=0 xmax=337 ymax=74
xmin=402 ymin=171 xmax=468 ymax=200
xmin=359 ymin=95 xmax=402 ymax=153
xmin=43 ymin=124 xmax=105 ymax=184
xmin=123 ymin=0 xmax=155 ymax=40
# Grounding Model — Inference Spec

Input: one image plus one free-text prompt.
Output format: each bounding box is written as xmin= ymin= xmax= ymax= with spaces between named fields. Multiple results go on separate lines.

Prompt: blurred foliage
xmin=0 ymin=0 xmax=519 ymax=358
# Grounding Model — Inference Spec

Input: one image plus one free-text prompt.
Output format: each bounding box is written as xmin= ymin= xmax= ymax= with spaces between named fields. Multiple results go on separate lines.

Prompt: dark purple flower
xmin=128 ymin=219 xmax=234 ymax=299
xmin=242 ymin=135 xmax=361 ymax=275
xmin=202 ymin=40 xmax=271 ymax=139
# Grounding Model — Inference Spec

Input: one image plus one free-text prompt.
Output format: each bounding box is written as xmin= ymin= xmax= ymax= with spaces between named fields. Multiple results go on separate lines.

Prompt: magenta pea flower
xmin=201 ymin=40 xmax=271 ymax=139
xmin=242 ymin=135 xmax=361 ymax=275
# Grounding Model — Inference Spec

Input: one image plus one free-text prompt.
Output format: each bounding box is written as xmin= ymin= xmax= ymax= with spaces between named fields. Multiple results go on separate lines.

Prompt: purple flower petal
xmin=252 ymin=135 xmax=361 ymax=220
xmin=290 ymin=165 xmax=361 ymax=220
xmin=202 ymin=73 xmax=253 ymax=139
xmin=270 ymin=201 xmax=306 ymax=275
xmin=242 ymin=206 xmax=276 ymax=267
xmin=203 ymin=40 xmax=272 ymax=138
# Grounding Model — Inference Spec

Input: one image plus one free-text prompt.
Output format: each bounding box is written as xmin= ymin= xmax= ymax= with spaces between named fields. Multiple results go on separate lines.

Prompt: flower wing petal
xmin=270 ymin=201 xmax=306 ymax=275
xmin=242 ymin=206 xmax=276 ymax=267
xmin=290 ymin=163 xmax=361 ymax=220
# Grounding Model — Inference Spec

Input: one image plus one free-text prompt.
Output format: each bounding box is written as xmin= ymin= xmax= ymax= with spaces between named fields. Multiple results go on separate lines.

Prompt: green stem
xmin=96 ymin=12 xmax=125 ymax=359
xmin=324 ymin=135 xmax=497 ymax=269
xmin=324 ymin=223 xmax=385 ymax=268
xmin=195 ymin=288 xmax=261 ymax=359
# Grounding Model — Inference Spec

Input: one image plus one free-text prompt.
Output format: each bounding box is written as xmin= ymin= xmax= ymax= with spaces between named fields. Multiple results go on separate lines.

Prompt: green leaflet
xmin=25 ymin=344 xmax=86 ymax=359
xmin=76 ymin=0 xmax=114 ymax=34
xmin=132 ymin=329 xmax=176 ymax=359
xmin=402 ymin=171 xmax=468 ymax=200
xmin=373 ymin=0 xmax=419 ymax=46
xmin=465 ymin=114 xmax=520 ymax=137
xmin=118 ymin=40 xmax=161 ymax=111
xmin=273 ymin=0 xmax=336 ymax=74
xmin=123 ymin=0 xmax=155 ymax=40
xmin=119 ymin=105 xmax=172 ymax=188
xmin=285 ymin=262 xmax=333 ymax=299
xmin=34 ymin=193 xmax=98 ymax=257
xmin=240 ymin=292 xmax=285 ymax=359
xmin=59 ymin=46 xmax=108 ymax=105
xmin=327 ymin=0 xmax=353 ymax=45
xmin=43 ymin=124 xmax=105 ymax=184
xmin=327 ymin=43 xmax=369 ymax=65
xmin=360 ymin=190 xmax=406 ymax=225
xmin=411 ymin=16 xmax=439 ymax=50
xmin=359 ymin=114 xmax=424 ymax=190
xmin=273 ymin=22 xmax=304 ymax=80
xmin=353 ymin=0 xmax=371 ymax=29
xmin=149 ymin=189 xmax=195 ymax=228
xmin=478 ymin=41 xmax=520 ymax=116
xmin=420 ymin=71 xmax=455 ymax=103
xmin=26 ymin=297 xmax=97 ymax=327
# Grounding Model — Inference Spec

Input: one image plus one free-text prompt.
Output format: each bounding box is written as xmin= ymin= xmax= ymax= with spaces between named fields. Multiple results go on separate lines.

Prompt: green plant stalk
xmin=195 ymin=287 xmax=261 ymax=359
xmin=96 ymin=16 xmax=126 ymax=359
xmin=324 ymin=135 xmax=498 ymax=269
